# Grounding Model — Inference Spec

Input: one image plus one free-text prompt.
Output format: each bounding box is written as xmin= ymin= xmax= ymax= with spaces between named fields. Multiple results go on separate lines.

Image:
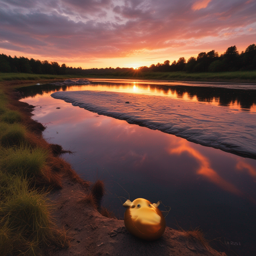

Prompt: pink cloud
xmin=0 ymin=0 xmax=255 ymax=68
xmin=192 ymin=0 xmax=211 ymax=10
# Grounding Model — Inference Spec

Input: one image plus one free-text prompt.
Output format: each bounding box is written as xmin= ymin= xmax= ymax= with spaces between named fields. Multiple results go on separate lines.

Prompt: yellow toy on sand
xmin=123 ymin=198 xmax=166 ymax=240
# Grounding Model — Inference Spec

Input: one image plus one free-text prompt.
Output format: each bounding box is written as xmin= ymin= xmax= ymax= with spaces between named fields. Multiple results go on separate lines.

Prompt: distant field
xmin=1 ymin=71 xmax=256 ymax=83
xmin=86 ymin=70 xmax=256 ymax=82
xmin=135 ymin=71 xmax=256 ymax=82
xmin=0 ymin=73 xmax=78 ymax=81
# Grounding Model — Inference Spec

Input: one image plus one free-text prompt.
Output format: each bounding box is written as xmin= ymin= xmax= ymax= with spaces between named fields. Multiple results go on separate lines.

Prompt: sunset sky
xmin=0 ymin=0 xmax=256 ymax=69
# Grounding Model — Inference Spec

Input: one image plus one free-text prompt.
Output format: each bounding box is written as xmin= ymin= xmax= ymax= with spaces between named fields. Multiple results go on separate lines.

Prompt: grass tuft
xmin=0 ymin=146 xmax=48 ymax=178
xmin=0 ymin=123 xmax=26 ymax=147
xmin=0 ymin=171 xmax=28 ymax=202
xmin=1 ymin=110 xmax=22 ymax=124
xmin=0 ymin=186 xmax=69 ymax=256
xmin=2 ymin=190 xmax=52 ymax=241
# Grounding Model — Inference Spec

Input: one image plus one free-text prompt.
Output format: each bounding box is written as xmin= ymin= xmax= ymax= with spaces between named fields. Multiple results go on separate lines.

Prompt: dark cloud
xmin=0 ymin=0 xmax=255 ymax=64
xmin=61 ymin=0 xmax=112 ymax=14
xmin=1 ymin=0 xmax=36 ymax=8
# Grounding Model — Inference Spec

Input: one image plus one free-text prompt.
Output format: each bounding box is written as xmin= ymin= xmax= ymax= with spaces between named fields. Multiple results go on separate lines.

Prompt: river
xmin=19 ymin=79 xmax=256 ymax=256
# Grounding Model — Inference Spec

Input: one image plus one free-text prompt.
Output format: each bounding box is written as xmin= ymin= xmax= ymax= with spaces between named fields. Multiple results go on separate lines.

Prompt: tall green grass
xmin=0 ymin=175 xmax=68 ymax=256
xmin=0 ymin=146 xmax=47 ymax=178
xmin=0 ymin=171 xmax=27 ymax=202
xmin=0 ymin=83 xmax=68 ymax=255
xmin=0 ymin=123 xmax=26 ymax=147
xmin=1 ymin=110 xmax=22 ymax=123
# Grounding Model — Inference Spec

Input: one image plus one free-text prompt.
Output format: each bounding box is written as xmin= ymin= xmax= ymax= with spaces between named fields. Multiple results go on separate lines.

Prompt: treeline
xmin=83 ymin=44 xmax=256 ymax=74
xmin=0 ymin=54 xmax=83 ymax=75
xmin=141 ymin=44 xmax=256 ymax=73
xmin=0 ymin=43 xmax=255 ymax=75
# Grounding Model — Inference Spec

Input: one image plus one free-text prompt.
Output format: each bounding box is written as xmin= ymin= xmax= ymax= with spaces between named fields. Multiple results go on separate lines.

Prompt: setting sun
xmin=132 ymin=64 xmax=140 ymax=70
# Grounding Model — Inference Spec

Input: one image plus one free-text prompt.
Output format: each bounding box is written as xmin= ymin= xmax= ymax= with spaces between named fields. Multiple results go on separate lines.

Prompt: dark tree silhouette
xmin=0 ymin=54 xmax=11 ymax=72
xmin=185 ymin=57 xmax=196 ymax=73
xmin=0 ymin=43 xmax=256 ymax=75
xmin=61 ymin=64 xmax=67 ymax=74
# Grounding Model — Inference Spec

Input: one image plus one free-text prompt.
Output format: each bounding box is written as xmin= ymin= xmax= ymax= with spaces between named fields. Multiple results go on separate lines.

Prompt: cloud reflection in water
xmin=170 ymin=141 xmax=243 ymax=197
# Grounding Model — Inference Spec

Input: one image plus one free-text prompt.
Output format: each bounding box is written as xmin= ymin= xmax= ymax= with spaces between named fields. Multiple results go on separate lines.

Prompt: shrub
xmin=1 ymin=110 xmax=22 ymax=123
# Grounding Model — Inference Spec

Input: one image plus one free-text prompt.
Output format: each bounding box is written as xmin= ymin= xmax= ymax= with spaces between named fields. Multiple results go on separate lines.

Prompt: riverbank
xmin=0 ymin=79 xmax=89 ymax=255
xmin=0 ymin=79 xmax=226 ymax=255
xmin=1 ymin=71 xmax=256 ymax=84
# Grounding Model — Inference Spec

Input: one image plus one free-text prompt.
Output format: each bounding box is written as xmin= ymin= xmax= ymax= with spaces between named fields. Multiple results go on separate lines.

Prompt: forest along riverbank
xmin=0 ymin=79 xmax=226 ymax=256
xmin=18 ymin=79 xmax=256 ymax=256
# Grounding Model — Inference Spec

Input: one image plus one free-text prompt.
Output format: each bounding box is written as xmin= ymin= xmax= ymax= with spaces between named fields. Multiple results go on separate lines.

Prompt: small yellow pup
xmin=123 ymin=198 xmax=166 ymax=240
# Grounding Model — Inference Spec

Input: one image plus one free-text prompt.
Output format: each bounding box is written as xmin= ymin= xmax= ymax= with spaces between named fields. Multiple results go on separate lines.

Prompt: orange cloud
xmin=1 ymin=0 xmax=256 ymax=68
xmin=170 ymin=141 xmax=242 ymax=196
xmin=192 ymin=0 xmax=212 ymax=10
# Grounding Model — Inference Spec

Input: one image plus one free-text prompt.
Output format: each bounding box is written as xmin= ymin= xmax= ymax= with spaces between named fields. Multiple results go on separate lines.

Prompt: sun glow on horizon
xmin=131 ymin=64 xmax=141 ymax=69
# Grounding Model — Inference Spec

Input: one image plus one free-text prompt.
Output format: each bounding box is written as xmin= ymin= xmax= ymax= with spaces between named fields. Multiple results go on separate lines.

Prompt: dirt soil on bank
xmin=5 ymin=80 xmax=226 ymax=256
xmin=47 ymin=178 xmax=226 ymax=256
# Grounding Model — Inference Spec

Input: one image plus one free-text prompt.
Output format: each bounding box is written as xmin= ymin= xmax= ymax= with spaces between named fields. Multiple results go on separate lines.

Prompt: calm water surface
xmin=20 ymin=79 xmax=256 ymax=255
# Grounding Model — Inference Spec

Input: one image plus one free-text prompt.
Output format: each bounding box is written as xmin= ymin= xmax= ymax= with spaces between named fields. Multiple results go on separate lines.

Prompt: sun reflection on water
xmin=20 ymin=80 xmax=256 ymax=113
